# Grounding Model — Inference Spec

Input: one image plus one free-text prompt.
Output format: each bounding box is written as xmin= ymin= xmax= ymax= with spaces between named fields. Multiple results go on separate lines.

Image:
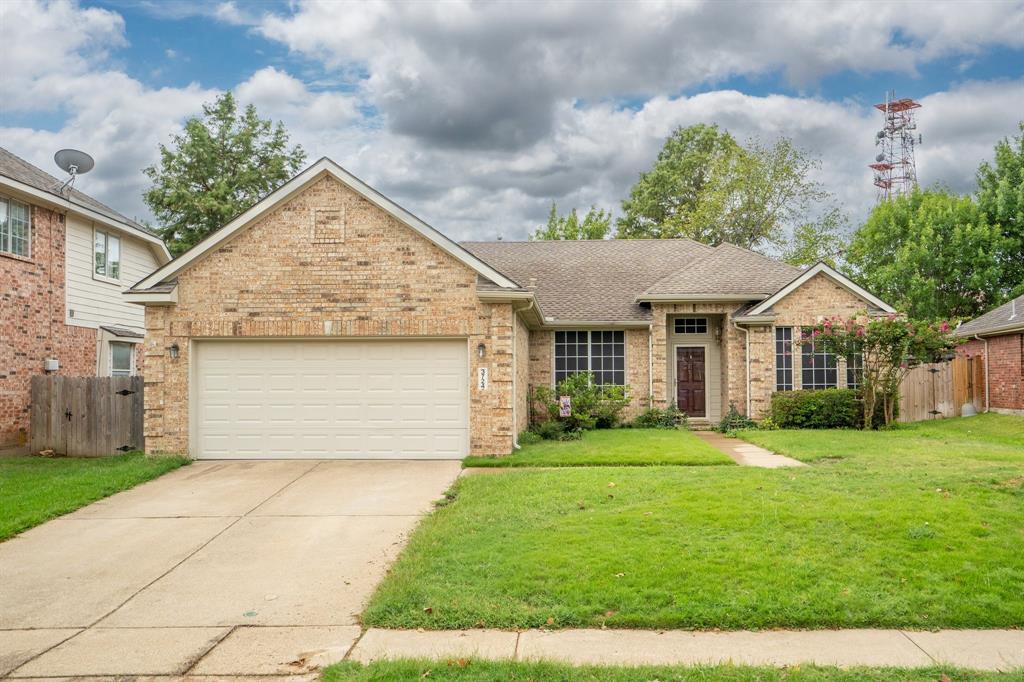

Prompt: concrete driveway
xmin=0 ymin=459 xmax=462 ymax=677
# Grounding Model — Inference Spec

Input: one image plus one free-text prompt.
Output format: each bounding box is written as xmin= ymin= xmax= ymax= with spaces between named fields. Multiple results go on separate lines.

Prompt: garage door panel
xmin=194 ymin=340 xmax=469 ymax=459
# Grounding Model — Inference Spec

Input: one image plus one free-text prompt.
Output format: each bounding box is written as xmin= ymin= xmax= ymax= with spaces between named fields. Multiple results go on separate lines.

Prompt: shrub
xmin=632 ymin=405 xmax=689 ymax=430
xmin=530 ymin=419 xmax=567 ymax=441
xmin=530 ymin=373 xmax=632 ymax=433
xmin=517 ymin=430 xmax=543 ymax=446
xmin=717 ymin=402 xmax=757 ymax=433
xmin=758 ymin=414 xmax=780 ymax=431
xmin=769 ymin=389 xmax=862 ymax=429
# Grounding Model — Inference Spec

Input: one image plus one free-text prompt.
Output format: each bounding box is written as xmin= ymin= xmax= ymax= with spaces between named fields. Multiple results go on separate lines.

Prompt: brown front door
xmin=676 ymin=347 xmax=706 ymax=417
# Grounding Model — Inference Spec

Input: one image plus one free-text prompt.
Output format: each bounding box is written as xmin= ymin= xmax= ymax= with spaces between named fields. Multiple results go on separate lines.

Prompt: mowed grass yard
xmin=464 ymin=428 xmax=734 ymax=467
xmin=0 ymin=453 xmax=188 ymax=541
xmin=324 ymin=660 xmax=1014 ymax=682
xmin=362 ymin=414 xmax=1024 ymax=631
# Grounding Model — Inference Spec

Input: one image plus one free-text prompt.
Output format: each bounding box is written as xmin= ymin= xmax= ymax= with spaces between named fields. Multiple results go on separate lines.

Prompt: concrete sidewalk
xmin=348 ymin=627 xmax=1024 ymax=672
xmin=695 ymin=431 xmax=805 ymax=468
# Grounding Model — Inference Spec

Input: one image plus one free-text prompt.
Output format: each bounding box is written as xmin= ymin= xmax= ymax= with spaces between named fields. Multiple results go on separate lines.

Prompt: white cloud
xmin=2 ymin=0 xmax=1022 ymax=244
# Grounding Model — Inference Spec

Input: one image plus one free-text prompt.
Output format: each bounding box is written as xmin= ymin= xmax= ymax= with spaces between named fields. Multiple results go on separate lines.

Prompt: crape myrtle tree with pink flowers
xmin=803 ymin=313 xmax=961 ymax=429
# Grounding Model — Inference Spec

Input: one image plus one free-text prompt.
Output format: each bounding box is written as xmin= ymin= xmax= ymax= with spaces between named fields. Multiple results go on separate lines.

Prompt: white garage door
xmin=193 ymin=339 xmax=468 ymax=459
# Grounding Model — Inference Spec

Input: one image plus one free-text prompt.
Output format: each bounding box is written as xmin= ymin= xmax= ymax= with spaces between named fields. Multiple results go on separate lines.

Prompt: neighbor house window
xmin=110 ymin=342 xmax=134 ymax=377
xmin=775 ymin=327 xmax=794 ymax=391
xmin=674 ymin=318 xmax=708 ymax=334
xmin=94 ymin=230 xmax=121 ymax=279
xmin=801 ymin=328 xmax=838 ymax=390
xmin=554 ymin=330 xmax=625 ymax=386
xmin=846 ymin=350 xmax=864 ymax=390
xmin=0 ymin=195 xmax=31 ymax=258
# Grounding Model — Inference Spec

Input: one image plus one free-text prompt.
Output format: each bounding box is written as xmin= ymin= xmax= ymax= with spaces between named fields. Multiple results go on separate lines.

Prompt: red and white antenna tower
xmin=869 ymin=91 xmax=922 ymax=201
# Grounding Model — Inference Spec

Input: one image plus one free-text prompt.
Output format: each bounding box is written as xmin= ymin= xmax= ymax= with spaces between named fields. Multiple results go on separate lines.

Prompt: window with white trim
xmin=554 ymin=330 xmax=625 ymax=386
xmin=846 ymin=350 xmax=864 ymax=390
xmin=94 ymin=230 xmax=121 ymax=279
xmin=801 ymin=328 xmax=838 ymax=389
xmin=0 ymin=195 xmax=31 ymax=258
xmin=674 ymin=318 xmax=708 ymax=334
xmin=110 ymin=342 xmax=134 ymax=377
xmin=775 ymin=327 xmax=794 ymax=391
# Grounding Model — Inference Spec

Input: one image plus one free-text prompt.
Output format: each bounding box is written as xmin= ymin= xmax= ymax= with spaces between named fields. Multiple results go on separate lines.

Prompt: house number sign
xmin=477 ymin=367 xmax=488 ymax=390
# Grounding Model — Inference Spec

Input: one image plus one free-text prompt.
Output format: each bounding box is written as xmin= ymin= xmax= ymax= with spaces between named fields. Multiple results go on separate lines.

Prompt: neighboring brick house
xmin=0 ymin=148 xmax=171 ymax=450
xmin=957 ymin=293 xmax=1024 ymax=416
xmin=128 ymin=158 xmax=896 ymax=459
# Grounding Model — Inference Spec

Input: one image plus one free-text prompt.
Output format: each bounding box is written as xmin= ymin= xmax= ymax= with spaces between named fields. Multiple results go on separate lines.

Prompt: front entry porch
xmin=658 ymin=312 xmax=728 ymax=424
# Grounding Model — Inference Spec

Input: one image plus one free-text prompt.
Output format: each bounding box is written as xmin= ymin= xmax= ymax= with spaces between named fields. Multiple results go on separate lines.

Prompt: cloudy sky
xmin=2 ymin=0 xmax=1023 ymax=241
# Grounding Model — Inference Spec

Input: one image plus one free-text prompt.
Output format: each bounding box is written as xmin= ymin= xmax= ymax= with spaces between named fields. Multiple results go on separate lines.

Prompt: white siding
xmin=65 ymin=216 xmax=160 ymax=330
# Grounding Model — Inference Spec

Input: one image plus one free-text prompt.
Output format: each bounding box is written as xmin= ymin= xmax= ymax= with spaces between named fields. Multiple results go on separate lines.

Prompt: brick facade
xmin=142 ymin=174 xmax=517 ymax=456
xmin=1 ymin=205 xmax=97 ymax=448
xmin=962 ymin=334 xmax=1024 ymax=413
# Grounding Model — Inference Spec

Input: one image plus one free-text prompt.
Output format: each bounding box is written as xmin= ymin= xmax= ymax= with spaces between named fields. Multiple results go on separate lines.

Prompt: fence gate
xmin=898 ymin=361 xmax=956 ymax=423
xmin=30 ymin=376 xmax=144 ymax=456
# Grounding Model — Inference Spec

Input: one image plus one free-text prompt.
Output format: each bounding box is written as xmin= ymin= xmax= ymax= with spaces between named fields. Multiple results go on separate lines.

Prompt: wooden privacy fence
xmin=898 ymin=356 xmax=986 ymax=423
xmin=30 ymin=376 xmax=144 ymax=456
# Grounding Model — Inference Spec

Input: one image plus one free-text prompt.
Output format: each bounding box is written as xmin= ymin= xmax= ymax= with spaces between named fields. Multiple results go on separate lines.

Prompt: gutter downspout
xmin=733 ymin=320 xmax=751 ymax=416
xmin=648 ymin=324 xmax=654 ymax=407
xmin=974 ymin=335 xmax=990 ymax=412
xmin=511 ymin=299 xmax=536 ymax=450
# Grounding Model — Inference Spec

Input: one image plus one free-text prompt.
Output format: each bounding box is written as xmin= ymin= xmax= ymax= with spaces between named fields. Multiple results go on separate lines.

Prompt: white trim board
xmin=746 ymin=262 xmax=896 ymax=316
xmin=132 ymin=158 xmax=520 ymax=292
xmin=0 ymin=174 xmax=171 ymax=262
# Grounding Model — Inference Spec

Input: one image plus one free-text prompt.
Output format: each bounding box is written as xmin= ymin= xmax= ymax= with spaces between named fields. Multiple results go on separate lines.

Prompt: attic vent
xmin=313 ymin=207 xmax=345 ymax=243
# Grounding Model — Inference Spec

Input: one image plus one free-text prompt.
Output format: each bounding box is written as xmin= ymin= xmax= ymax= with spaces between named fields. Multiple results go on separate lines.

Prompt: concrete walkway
xmin=695 ymin=431 xmax=805 ymax=468
xmin=0 ymin=459 xmax=462 ymax=678
xmin=347 ymin=627 xmax=1024 ymax=672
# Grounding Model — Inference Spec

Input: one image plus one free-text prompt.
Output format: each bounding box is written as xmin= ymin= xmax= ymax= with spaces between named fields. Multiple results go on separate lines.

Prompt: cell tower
xmin=869 ymin=91 xmax=922 ymax=201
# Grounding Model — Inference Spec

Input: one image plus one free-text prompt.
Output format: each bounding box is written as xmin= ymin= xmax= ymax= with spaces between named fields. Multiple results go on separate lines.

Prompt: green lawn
xmin=362 ymin=414 xmax=1024 ymax=630
xmin=464 ymin=428 xmax=734 ymax=467
xmin=0 ymin=453 xmax=188 ymax=541
xmin=324 ymin=660 xmax=1018 ymax=681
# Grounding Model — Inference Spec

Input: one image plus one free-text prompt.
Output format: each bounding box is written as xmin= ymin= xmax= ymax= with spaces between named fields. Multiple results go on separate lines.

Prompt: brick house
xmin=0 ymin=148 xmax=171 ymax=450
xmin=128 ymin=158 xmax=895 ymax=459
xmin=957 ymin=293 xmax=1024 ymax=415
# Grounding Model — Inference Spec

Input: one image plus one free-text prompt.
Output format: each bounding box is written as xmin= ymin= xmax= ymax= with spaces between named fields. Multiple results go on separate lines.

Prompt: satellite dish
xmin=875 ymin=153 xmax=885 ymax=162
xmin=54 ymin=149 xmax=94 ymax=176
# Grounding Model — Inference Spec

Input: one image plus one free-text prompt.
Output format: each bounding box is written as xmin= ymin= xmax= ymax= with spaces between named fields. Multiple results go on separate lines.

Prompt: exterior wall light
xmin=169 ymin=343 xmax=180 ymax=360
xmin=477 ymin=343 xmax=486 ymax=359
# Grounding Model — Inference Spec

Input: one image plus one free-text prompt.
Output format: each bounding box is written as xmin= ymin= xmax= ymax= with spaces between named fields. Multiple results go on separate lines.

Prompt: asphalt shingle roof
xmin=462 ymin=239 xmax=717 ymax=321
xmin=956 ymin=293 xmax=1024 ymax=337
xmin=643 ymin=243 xmax=802 ymax=297
xmin=0 ymin=147 xmax=151 ymax=233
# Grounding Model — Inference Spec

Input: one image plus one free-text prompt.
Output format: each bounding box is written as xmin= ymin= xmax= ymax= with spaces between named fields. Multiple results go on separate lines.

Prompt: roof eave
xmin=957 ymin=321 xmax=1024 ymax=338
xmin=0 ymin=173 xmax=171 ymax=262
xmin=123 ymin=286 xmax=178 ymax=306
xmin=637 ymin=293 xmax=768 ymax=302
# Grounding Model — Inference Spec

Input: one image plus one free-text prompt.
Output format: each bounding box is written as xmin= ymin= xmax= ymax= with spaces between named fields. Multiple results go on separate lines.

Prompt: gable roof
xmin=131 ymin=157 xmax=519 ymax=292
xmin=461 ymin=239 xmax=713 ymax=322
xmin=641 ymin=243 xmax=801 ymax=299
xmin=0 ymin=147 xmax=144 ymax=233
xmin=744 ymin=262 xmax=896 ymax=316
xmin=957 ymin=293 xmax=1024 ymax=337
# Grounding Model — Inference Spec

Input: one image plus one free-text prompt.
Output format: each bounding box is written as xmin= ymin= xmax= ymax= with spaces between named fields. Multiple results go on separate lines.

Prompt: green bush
xmin=517 ymin=430 xmax=543 ymax=446
xmin=769 ymin=389 xmax=862 ymax=429
xmin=530 ymin=419 xmax=567 ymax=441
xmin=632 ymin=405 xmax=689 ymax=430
xmin=530 ymin=373 xmax=632 ymax=433
xmin=717 ymin=402 xmax=757 ymax=433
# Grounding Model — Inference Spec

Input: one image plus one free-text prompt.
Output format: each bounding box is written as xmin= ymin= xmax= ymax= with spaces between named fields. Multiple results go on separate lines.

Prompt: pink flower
xmin=939 ymin=321 xmax=950 ymax=332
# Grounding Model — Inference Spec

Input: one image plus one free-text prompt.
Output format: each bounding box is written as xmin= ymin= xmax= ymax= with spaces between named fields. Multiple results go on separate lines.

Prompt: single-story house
xmin=958 ymin=293 xmax=1024 ymax=415
xmin=128 ymin=158 xmax=895 ymax=459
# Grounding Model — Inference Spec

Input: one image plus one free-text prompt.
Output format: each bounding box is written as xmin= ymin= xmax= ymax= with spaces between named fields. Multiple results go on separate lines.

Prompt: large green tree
xmin=976 ymin=121 xmax=1024 ymax=296
xmin=845 ymin=189 xmax=1009 ymax=321
xmin=532 ymin=203 xmax=611 ymax=240
xmin=617 ymin=125 xmax=844 ymax=256
xmin=781 ymin=208 xmax=849 ymax=268
xmin=144 ymin=92 xmax=306 ymax=256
